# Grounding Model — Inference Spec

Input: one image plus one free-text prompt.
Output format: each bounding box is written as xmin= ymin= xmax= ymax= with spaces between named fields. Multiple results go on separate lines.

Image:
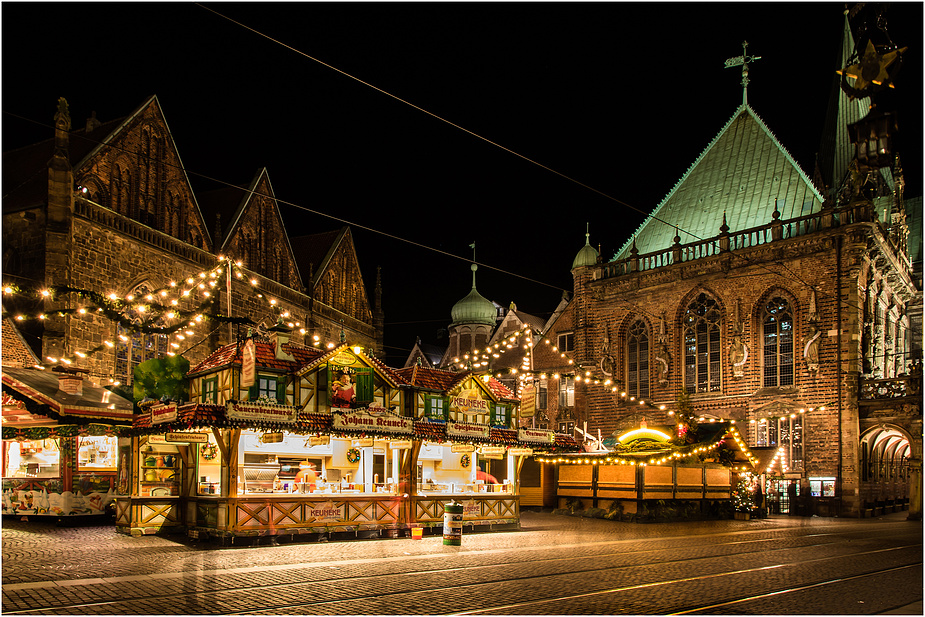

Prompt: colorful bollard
xmin=443 ymin=500 xmax=463 ymax=545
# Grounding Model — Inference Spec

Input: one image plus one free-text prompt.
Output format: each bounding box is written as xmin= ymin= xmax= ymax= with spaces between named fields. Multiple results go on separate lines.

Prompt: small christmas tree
xmin=672 ymin=389 xmax=698 ymax=445
xmin=733 ymin=477 xmax=753 ymax=512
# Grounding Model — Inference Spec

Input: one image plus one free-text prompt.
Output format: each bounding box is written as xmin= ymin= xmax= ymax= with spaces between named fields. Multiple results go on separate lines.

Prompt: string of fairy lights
xmin=1 ymin=256 xmax=360 ymax=384
xmin=535 ymin=424 xmax=759 ymax=472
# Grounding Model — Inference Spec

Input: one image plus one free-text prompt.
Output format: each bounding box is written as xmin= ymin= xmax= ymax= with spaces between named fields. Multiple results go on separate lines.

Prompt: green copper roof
xmin=614 ymin=104 xmax=824 ymax=261
xmin=572 ymin=231 xmax=599 ymax=269
xmin=451 ymin=264 xmax=496 ymax=326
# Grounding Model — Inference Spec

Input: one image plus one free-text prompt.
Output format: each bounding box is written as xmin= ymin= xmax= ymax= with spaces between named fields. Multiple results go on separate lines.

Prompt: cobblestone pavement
xmin=2 ymin=510 xmax=921 ymax=615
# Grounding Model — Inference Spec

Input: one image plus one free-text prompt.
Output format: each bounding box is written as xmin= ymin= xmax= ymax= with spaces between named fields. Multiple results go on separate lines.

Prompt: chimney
xmin=53 ymin=366 xmax=89 ymax=396
xmin=85 ymin=111 xmax=101 ymax=133
xmin=268 ymin=319 xmax=295 ymax=361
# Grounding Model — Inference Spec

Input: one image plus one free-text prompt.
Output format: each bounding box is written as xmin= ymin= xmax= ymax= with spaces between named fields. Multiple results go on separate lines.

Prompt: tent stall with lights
xmin=536 ymin=418 xmax=758 ymax=520
xmin=2 ymin=363 xmax=134 ymax=518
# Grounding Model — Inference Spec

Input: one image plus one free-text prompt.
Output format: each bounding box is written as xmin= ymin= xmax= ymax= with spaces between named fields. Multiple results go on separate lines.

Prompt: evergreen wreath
xmin=460 ymin=453 xmax=470 ymax=468
xmin=200 ymin=442 xmax=218 ymax=461
xmin=346 ymin=447 xmax=361 ymax=464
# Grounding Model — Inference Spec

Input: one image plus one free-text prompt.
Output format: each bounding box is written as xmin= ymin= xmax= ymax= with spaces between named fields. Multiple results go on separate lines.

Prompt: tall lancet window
xmin=626 ymin=320 xmax=649 ymax=399
xmin=683 ymin=293 xmax=722 ymax=394
xmin=762 ymin=297 xmax=794 ymax=387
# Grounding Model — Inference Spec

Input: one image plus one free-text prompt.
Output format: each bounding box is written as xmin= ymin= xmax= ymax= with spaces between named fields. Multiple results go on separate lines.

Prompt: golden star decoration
xmin=838 ymin=40 xmax=907 ymax=92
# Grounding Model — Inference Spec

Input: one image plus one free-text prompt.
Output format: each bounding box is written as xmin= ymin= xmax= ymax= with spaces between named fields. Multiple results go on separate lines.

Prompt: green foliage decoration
xmin=133 ymin=355 xmax=191 ymax=403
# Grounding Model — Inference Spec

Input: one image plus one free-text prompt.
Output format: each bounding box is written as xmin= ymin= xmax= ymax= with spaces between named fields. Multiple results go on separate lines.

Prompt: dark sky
xmin=3 ymin=2 xmax=922 ymax=365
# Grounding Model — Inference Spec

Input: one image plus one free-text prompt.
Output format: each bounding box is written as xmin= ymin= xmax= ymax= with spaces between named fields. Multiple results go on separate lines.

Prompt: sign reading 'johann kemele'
xmin=333 ymin=411 xmax=413 ymax=434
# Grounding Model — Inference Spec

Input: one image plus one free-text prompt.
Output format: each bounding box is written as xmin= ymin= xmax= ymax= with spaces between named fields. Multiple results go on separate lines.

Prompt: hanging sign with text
xmin=447 ymin=421 xmax=490 ymax=440
xmin=226 ymin=401 xmax=299 ymax=424
xmin=150 ymin=403 xmax=178 ymax=425
xmin=333 ymin=411 xmax=413 ymax=435
xmin=518 ymin=428 xmax=555 ymax=444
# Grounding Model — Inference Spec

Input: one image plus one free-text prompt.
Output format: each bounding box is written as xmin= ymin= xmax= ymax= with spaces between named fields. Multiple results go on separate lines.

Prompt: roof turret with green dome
xmin=571 ymin=227 xmax=599 ymax=269
xmin=450 ymin=264 xmax=496 ymax=326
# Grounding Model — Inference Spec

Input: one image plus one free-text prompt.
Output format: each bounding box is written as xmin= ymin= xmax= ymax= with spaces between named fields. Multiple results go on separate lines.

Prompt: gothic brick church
xmin=2 ymin=95 xmax=384 ymax=390
xmin=530 ymin=13 xmax=922 ymax=519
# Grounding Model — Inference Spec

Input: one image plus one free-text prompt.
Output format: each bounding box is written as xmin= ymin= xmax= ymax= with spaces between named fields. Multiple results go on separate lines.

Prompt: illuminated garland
xmin=0 ymin=256 xmax=325 ymax=371
xmin=536 ymin=425 xmax=758 ymax=471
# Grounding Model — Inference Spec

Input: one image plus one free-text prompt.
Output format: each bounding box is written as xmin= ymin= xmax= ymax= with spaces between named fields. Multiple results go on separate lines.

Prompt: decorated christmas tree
xmin=732 ymin=477 xmax=753 ymax=512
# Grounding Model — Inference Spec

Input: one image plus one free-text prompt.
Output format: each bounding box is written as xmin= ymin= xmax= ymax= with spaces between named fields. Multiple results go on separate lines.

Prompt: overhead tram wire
xmin=3 ymin=9 xmax=915 ymax=343
xmin=193 ymin=4 xmax=917 ymax=339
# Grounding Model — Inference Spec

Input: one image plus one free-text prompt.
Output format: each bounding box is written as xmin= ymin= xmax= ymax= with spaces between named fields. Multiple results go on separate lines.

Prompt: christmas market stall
xmin=2 ymin=366 xmax=134 ymax=518
xmin=115 ymin=330 xmax=579 ymax=541
xmin=537 ymin=415 xmax=759 ymax=522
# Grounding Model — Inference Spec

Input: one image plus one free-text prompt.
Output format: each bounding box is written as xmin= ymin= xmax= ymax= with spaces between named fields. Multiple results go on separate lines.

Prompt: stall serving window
xmin=77 ymin=436 xmax=117 ymax=471
xmin=4 ymin=439 xmax=60 ymax=478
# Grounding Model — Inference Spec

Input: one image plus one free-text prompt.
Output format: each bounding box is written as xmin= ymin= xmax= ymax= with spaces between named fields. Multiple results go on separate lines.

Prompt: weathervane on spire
xmin=724 ymin=41 xmax=761 ymax=105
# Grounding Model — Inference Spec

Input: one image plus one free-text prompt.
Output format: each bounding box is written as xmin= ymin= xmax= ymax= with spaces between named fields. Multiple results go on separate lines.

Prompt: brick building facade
xmin=2 ymin=95 xmax=383 ymax=391
xmin=530 ymin=18 xmax=922 ymax=519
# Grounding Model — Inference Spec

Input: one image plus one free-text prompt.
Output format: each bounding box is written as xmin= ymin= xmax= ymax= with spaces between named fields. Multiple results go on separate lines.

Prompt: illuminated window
xmin=114 ymin=284 xmax=168 ymax=386
xmin=683 ymin=293 xmax=722 ymax=394
xmin=762 ymin=297 xmax=794 ymax=387
xmin=4 ymin=439 xmax=60 ymax=478
xmin=626 ymin=320 xmax=650 ymax=399
xmin=751 ymin=415 xmax=803 ymax=472
xmin=77 ymin=435 xmax=118 ymax=471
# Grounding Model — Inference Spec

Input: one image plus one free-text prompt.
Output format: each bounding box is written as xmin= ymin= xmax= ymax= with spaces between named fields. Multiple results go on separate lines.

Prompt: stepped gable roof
xmin=290 ymin=228 xmax=346 ymax=289
xmin=187 ymin=336 xmax=324 ymax=377
xmin=394 ymin=365 xmax=468 ymax=392
xmin=614 ymin=104 xmax=824 ymax=261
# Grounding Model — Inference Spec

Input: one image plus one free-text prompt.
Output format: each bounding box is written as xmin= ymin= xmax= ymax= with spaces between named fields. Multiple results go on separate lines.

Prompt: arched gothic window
xmin=683 ymin=293 xmax=722 ymax=394
xmin=626 ymin=320 xmax=649 ymax=399
xmin=762 ymin=297 xmax=794 ymax=387
xmin=114 ymin=284 xmax=169 ymax=386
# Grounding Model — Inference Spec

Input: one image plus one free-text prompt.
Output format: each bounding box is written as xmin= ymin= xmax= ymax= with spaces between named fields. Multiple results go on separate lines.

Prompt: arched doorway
xmin=859 ymin=425 xmax=913 ymax=513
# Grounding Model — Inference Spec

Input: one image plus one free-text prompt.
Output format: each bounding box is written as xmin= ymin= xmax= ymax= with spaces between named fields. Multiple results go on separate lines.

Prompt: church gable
xmin=219 ymin=170 xmax=302 ymax=291
xmin=615 ymin=105 xmax=824 ymax=260
xmin=73 ymin=95 xmax=211 ymax=251
xmin=310 ymin=229 xmax=373 ymax=323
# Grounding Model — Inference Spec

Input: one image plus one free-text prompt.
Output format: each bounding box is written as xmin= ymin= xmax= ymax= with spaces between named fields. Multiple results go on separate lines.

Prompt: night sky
xmin=3 ymin=3 xmax=922 ymax=365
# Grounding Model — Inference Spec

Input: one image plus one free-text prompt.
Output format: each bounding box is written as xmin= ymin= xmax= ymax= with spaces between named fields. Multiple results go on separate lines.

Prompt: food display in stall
xmin=138 ymin=442 xmax=181 ymax=497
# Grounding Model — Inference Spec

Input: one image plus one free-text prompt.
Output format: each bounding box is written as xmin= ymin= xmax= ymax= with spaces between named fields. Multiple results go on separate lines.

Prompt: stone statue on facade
xmin=654 ymin=315 xmax=670 ymax=385
xmin=728 ymin=300 xmax=748 ymax=379
xmin=804 ymin=289 xmax=821 ymax=374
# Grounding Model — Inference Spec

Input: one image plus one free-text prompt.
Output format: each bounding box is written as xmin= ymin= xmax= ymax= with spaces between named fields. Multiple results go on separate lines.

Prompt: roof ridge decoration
xmin=614 ymin=104 xmax=824 ymax=261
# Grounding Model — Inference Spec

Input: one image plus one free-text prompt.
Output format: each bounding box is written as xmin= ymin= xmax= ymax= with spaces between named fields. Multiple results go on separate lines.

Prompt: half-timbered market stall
xmin=115 ymin=328 xmax=578 ymax=541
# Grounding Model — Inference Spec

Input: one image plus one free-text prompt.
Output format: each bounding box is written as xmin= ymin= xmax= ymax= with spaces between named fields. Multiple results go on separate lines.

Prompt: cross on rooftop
xmin=724 ymin=41 xmax=762 ymax=105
